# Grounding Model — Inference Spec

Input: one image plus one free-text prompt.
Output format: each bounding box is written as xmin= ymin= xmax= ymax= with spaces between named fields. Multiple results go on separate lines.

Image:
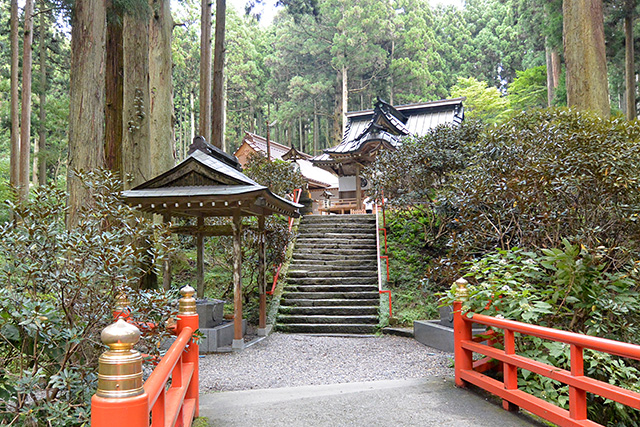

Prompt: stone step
xmin=302 ymin=214 xmax=375 ymax=223
xmin=298 ymin=232 xmax=376 ymax=239
xmin=291 ymin=253 xmax=376 ymax=262
xmin=282 ymin=291 xmax=380 ymax=300
xmin=286 ymin=284 xmax=378 ymax=294
xmin=286 ymin=277 xmax=377 ymax=286
xmin=288 ymin=269 xmax=377 ymax=278
xmin=296 ymin=240 xmax=376 ymax=252
xmin=293 ymin=247 xmax=377 ymax=256
xmin=288 ymin=263 xmax=376 ymax=271
xmin=276 ymin=323 xmax=378 ymax=334
xmin=279 ymin=305 xmax=378 ymax=316
xmin=280 ymin=298 xmax=380 ymax=307
xmin=277 ymin=315 xmax=378 ymax=324
xmin=295 ymin=237 xmax=377 ymax=244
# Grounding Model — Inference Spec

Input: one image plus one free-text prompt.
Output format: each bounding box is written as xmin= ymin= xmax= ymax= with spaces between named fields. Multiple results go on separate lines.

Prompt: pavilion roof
xmin=311 ymin=98 xmax=464 ymax=168
xmin=121 ymin=139 xmax=302 ymax=218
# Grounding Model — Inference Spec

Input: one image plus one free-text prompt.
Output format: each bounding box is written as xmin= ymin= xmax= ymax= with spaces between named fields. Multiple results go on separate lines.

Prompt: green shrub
xmin=0 ymin=171 xmax=176 ymax=426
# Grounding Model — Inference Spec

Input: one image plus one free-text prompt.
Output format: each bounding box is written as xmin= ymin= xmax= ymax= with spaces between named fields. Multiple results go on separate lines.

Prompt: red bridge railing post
xmin=453 ymin=277 xmax=473 ymax=388
xmin=177 ymin=285 xmax=200 ymax=417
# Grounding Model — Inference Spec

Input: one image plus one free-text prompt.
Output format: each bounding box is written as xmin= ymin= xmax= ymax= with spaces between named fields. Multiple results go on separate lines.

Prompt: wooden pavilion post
xmin=231 ymin=211 xmax=244 ymax=349
xmin=355 ymin=164 xmax=362 ymax=211
xmin=162 ymin=214 xmax=172 ymax=291
xmin=257 ymin=215 xmax=267 ymax=336
xmin=196 ymin=216 xmax=205 ymax=298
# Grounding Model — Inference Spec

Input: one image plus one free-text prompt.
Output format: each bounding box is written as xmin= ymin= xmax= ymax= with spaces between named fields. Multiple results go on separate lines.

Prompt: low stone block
xmin=414 ymin=320 xmax=485 ymax=353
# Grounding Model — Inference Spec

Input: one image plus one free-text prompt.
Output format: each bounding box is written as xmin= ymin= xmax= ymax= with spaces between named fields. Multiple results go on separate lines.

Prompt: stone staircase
xmin=277 ymin=214 xmax=380 ymax=335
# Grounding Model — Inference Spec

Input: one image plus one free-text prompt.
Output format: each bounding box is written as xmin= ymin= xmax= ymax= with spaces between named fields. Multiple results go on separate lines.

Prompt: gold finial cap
xmin=101 ymin=319 xmax=141 ymax=351
xmin=97 ymin=319 xmax=143 ymax=398
xmin=179 ymin=285 xmax=197 ymax=315
xmin=455 ymin=277 xmax=469 ymax=302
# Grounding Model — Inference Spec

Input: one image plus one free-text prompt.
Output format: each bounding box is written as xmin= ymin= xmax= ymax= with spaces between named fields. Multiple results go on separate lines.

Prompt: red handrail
xmin=91 ymin=309 xmax=199 ymax=427
xmin=454 ymin=298 xmax=640 ymax=426
xmin=374 ymin=201 xmax=392 ymax=317
xmin=268 ymin=188 xmax=302 ymax=295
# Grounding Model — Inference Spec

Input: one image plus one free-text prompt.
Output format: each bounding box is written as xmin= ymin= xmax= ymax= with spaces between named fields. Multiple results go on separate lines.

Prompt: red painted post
xmin=569 ymin=344 xmax=587 ymax=420
xmin=502 ymin=329 xmax=519 ymax=411
xmin=453 ymin=278 xmax=473 ymax=388
xmin=177 ymin=285 xmax=200 ymax=417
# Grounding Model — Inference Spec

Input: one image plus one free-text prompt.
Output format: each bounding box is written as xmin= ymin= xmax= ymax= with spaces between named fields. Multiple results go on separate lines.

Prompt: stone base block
xmin=199 ymin=320 xmax=247 ymax=353
xmin=414 ymin=320 xmax=485 ymax=353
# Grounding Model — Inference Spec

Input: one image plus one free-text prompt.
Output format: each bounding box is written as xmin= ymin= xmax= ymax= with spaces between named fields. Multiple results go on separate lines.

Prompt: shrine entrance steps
xmin=277 ymin=214 xmax=379 ymax=335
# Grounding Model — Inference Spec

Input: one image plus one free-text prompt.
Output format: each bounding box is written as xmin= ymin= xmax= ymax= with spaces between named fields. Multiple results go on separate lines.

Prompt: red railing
xmin=453 ymin=281 xmax=640 ymax=427
xmin=374 ymin=200 xmax=392 ymax=317
xmin=92 ymin=288 xmax=199 ymax=427
xmin=268 ymin=188 xmax=302 ymax=295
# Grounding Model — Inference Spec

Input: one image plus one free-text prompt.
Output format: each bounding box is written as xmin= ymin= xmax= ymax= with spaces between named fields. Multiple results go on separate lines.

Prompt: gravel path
xmin=199 ymin=333 xmax=454 ymax=392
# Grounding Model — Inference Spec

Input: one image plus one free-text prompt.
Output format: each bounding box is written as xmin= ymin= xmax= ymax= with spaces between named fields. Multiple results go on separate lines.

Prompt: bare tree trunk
xmin=149 ymin=0 xmax=176 ymax=175
xmin=190 ymin=90 xmax=195 ymax=144
xmin=341 ymin=65 xmax=348 ymax=138
xmin=122 ymin=10 xmax=151 ymax=189
xmin=563 ymin=0 xmax=610 ymax=117
xmin=105 ymin=10 xmax=123 ymax=174
xmin=545 ymin=45 xmax=554 ymax=107
xmin=211 ymin=0 xmax=226 ymax=150
xmin=199 ymin=0 xmax=212 ymax=143
xmin=10 ymin=0 xmax=20 ymax=191
xmin=625 ymin=0 xmax=637 ymax=120
xmin=67 ymin=0 xmax=107 ymax=227
xmin=38 ymin=8 xmax=47 ymax=186
xmin=19 ymin=0 xmax=34 ymax=200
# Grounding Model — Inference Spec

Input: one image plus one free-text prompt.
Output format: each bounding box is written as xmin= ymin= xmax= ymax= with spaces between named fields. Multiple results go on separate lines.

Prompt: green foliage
xmin=442 ymin=108 xmax=640 ymax=266
xmin=450 ymin=77 xmax=509 ymax=124
xmin=364 ymin=119 xmax=483 ymax=206
xmin=0 ymin=171 xmax=175 ymax=426
xmin=508 ymin=66 xmax=547 ymax=111
xmin=244 ymin=153 xmax=306 ymax=197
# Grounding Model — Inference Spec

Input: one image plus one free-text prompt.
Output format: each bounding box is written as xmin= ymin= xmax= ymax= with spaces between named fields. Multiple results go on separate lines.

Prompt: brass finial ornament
xmin=455 ymin=277 xmax=469 ymax=302
xmin=96 ymin=319 xmax=143 ymax=398
xmin=114 ymin=288 xmax=131 ymax=314
xmin=179 ymin=285 xmax=197 ymax=315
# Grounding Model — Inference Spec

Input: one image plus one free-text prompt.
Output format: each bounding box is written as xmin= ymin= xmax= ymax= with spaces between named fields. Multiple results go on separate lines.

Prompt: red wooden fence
xmin=453 ymin=278 xmax=640 ymax=426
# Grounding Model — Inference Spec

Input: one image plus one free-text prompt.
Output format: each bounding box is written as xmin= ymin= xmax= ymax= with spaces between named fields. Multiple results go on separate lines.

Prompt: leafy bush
xmin=0 ymin=171 xmax=176 ymax=426
xmin=441 ymin=109 xmax=640 ymax=268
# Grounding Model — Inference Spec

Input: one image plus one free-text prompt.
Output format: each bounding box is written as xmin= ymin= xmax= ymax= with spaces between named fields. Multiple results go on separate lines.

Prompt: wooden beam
xmin=258 ymin=215 xmax=266 ymax=331
xmin=171 ymin=224 xmax=257 ymax=236
xmin=162 ymin=214 xmax=172 ymax=291
xmin=196 ymin=216 xmax=205 ymax=298
xmin=232 ymin=210 xmax=244 ymax=348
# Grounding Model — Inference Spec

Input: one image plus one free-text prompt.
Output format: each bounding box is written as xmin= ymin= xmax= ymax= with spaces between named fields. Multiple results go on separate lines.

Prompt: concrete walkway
xmin=200 ymin=376 xmax=545 ymax=426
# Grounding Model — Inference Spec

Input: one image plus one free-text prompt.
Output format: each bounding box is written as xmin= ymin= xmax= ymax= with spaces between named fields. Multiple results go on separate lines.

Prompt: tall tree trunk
xmin=67 ymin=0 xmax=107 ymax=227
xmin=313 ymin=99 xmax=319 ymax=155
xmin=563 ymin=0 xmax=610 ymax=117
xmin=38 ymin=7 xmax=46 ymax=186
xmin=149 ymin=0 xmax=175 ymax=175
xmin=19 ymin=0 xmax=34 ymax=200
xmin=10 ymin=0 xmax=20 ymax=191
xmin=122 ymin=11 xmax=151 ymax=190
xmin=105 ymin=10 xmax=123 ymax=174
xmin=624 ymin=0 xmax=637 ymax=120
xmin=190 ymin=90 xmax=195 ymax=144
xmin=545 ymin=45 xmax=555 ymax=107
xmin=199 ymin=0 xmax=212 ymax=143
xmin=341 ymin=65 xmax=348 ymax=138
xmin=211 ymin=0 xmax=226 ymax=150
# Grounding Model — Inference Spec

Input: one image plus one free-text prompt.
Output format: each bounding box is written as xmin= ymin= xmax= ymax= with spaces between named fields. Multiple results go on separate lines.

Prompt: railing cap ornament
xmin=97 ymin=319 xmax=143 ymax=398
xmin=179 ymin=285 xmax=197 ymax=315
xmin=455 ymin=277 xmax=469 ymax=302
xmin=114 ymin=288 xmax=131 ymax=313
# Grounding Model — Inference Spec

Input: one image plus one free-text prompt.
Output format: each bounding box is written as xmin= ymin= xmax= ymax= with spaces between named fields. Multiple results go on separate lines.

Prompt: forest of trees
xmin=0 ymin=0 xmax=638 ymax=203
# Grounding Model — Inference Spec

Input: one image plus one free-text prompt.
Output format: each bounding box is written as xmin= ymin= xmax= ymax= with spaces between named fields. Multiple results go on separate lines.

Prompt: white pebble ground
xmin=199 ymin=332 xmax=454 ymax=392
